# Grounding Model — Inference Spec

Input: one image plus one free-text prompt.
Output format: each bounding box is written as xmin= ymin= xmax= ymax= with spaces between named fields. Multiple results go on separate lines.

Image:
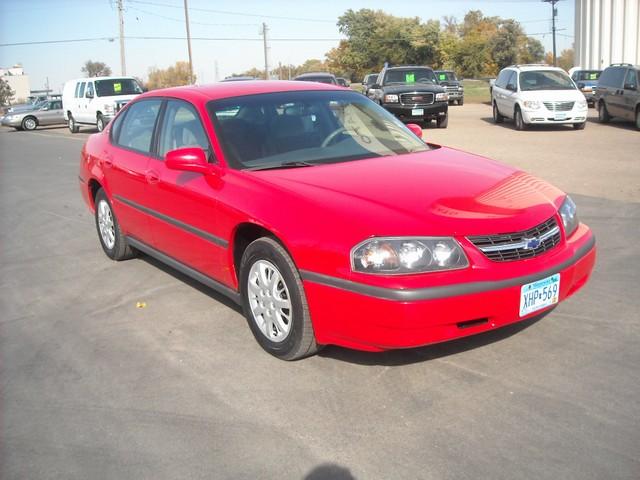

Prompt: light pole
xmin=542 ymin=0 xmax=560 ymax=66
xmin=184 ymin=0 xmax=194 ymax=84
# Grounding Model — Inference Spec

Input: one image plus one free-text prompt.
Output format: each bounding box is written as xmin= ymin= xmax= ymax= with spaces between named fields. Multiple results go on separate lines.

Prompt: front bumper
xmin=302 ymin=225 xmax=595 ymax=351
xmin=522 ymin=106 xmax=588 ymax=125
xmin=1 ymin=116 xmax=22 ymax=127
xmin=447 ymin=90 xmax=464 ymax=100
xmin=383 ymin=101 xmax=448 ymax=123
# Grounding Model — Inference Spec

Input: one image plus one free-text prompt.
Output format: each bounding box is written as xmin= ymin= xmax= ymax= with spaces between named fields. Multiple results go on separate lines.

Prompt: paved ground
xmin=1 ymin=105 xmax=639 ymax=480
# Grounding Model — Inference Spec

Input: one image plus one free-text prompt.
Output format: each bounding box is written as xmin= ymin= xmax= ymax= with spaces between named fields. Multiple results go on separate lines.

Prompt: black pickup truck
xmin=435 ymin=70 xmax=464 ymax=105
xmin=369 ymin=65 xmax=449 ymax=128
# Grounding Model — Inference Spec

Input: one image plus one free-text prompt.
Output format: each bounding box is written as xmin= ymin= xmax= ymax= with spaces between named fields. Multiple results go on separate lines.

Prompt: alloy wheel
xmin=97 ymin=199 xmax=116 ymax=250
xmin=23 ymin=118 xmax=37 ymax=130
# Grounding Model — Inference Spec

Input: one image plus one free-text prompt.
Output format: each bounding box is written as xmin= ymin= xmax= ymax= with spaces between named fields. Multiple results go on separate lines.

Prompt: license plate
xmin=411 ymin=108 xmax=424 ymax=116
xmin=519 ymin=273 xmax=560 ymax=317
xmin=554 ymin=113 xmax=567 ymax=120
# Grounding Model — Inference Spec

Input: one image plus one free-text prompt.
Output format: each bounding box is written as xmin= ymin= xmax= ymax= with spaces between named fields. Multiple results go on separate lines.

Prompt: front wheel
xmin=598 ymin=101 xmax=611 ymax=123
xmin=68 ymin=115 xmax=79 ymax=133
xmin=493 ymin=102 xmax=504 ymax=123
xmin=96 ymin=114 xmax=105 ymax=132
xmin=436 ymin=114 xmax=448 ymax=128
xmin=240 ymin=237 xmax=319 ymax=360
xmin=22 ymin=116 xmax=37 ymax=131
xmin=514 ymin=107 xmax=527 ymax=131
xmin=94 ymin=189 xmax=136 ymax=261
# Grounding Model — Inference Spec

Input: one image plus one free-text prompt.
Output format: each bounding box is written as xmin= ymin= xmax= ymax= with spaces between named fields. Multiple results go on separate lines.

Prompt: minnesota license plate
xmin=411 ymin=108 xmax=424 ymax=116
xmin=519 ymin=273 xmax=560 ymax=317
xmin=554 ymin=113 xmax=567 ymax=120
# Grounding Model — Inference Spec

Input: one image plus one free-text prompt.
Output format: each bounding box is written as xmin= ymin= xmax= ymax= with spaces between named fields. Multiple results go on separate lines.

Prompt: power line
xmin=128 ymin=5 xmax=258 ymax=26
xmin=126 ymin=0 xmax=336 ymax=23
xmin=0 ymin=36 xmax=343 ymax=47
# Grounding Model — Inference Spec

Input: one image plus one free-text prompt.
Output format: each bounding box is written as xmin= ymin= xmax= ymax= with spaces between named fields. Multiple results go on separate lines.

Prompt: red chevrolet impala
xmin=79 ymin=81 xmax=596 ymax=360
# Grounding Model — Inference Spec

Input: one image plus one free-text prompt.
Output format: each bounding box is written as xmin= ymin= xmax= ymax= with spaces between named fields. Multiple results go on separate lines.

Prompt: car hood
xmin=438 ymin=80 xmax=461 ymax=87
xmin=250 ymin=147 xmax=564 ymax=237
xmin=382 ymin=84 xmax=445 ymax=94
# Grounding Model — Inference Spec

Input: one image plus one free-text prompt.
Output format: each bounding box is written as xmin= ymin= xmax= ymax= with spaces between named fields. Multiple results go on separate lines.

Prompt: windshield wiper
xmin=246 ymin=161 xmax=316 ymax=171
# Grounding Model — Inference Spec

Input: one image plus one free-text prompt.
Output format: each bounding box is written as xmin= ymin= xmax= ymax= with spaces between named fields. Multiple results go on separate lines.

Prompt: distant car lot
xmin=1 ymin=103 xmax=638 ymax=479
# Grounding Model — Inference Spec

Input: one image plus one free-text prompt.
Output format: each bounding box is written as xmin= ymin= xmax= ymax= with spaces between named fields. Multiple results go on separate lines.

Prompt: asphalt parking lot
xmin=1 ymin=104 xmax=639 ymax=479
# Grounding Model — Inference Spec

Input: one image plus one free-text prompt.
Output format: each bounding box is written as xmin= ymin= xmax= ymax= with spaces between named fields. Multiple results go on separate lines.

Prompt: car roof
xmin=505 ymin=65 xmax=566 ymax=73
xmin=71 ymin=76 xmax=138 ymax=82
xmin=295 ymin=72 xmax=335 ymax=78
xmin=386 ymin=65 xmax=433 ymax=70
xmin=137 ymin=80 xmax=344 ymax=103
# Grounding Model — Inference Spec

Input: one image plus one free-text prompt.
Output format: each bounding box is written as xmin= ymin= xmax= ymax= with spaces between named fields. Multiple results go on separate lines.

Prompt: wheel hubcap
xmin=247 ymin=260 xmax=292 ymax=343
xmin=25 ymin=119 xmax=35 ymax=129
xmin=97 ymin=199 xmax=116 ymax=249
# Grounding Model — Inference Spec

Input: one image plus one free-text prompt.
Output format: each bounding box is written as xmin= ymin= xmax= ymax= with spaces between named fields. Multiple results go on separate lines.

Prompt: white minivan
xmin=62 ymin=76 xmax=143 ymax=133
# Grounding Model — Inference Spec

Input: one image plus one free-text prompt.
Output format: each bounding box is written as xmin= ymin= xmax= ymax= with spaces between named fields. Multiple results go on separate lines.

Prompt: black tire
xmin=240 ymin=237 xmax=319 ymax=360
xmin=22 ymin=116 xmax=37 ymax=131
xmin=436 ymin=114 xmax=448 ymax=128
xmin=68 ymin=114 xmax=79 ymax=133
xmin=573 ymin=122 xmax=586 ymax=130
xmin=492 ymin=102 xmax=504 ymax=124
xmin=635 ymin=108 xmax=640 ymax=131
xmin=96 ymin=113 xmax=105 ymax=132
xmin=598 ymin=101 xmax=611 ymax=123
xmin=448 ymin=100 xmax=454 ymax=106
xmin=514 ymin=106 xmax=527 ymax=131
xmin=94 ymin=189 xmax=136 ymax=261
xmin=458 ymin=99 xmax=464 ymax=106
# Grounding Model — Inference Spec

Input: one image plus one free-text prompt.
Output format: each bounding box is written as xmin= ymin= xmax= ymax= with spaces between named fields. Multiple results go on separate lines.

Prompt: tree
xmin=544 ymin=48 xmax=573 ymax=71
xmin=81 ymin=60 xmax=112 ymax=77
xmin=0 ymin=78 xmax=15 ymax=106
xmin=147 ymin=61 xmax=194 ymax=89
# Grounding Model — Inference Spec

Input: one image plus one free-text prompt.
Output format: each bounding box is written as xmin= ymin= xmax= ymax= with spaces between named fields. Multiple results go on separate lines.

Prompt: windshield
xmin=207 ymin=90 xmax=430 ymax=170
xmin=436 ymin=71 xmax=457 ymax=82
xmin=519 ymin=70 xmax=576 ymax=91
xmin=573 ymin=70 xmax=601 ymax=81
xmin=95 ymin=79 xmax=143 ymax=97
xmin=385 ymin=69 xmax=437 ymax=85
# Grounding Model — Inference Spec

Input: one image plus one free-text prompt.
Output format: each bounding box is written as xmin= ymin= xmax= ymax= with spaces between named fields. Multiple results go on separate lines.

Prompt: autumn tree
xmin=147 ymin=61 xmax=194 ymax=89
xmin=545 ymin=48 xmax=574 ymax=71
xmin=81 ymin=60 xmax=112 ymax=77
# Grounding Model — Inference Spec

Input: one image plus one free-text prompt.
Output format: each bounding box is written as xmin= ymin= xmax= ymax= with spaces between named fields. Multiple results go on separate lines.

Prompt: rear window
xmin=572 ymin=70 xmax=601 ymax=81
xmin=598 ymin=67 xmax=626 ymax=88
xmin=95 ymin=79 xmax=143 ymax=97
xmin=436 ymin=71 xmax=457 ymax=82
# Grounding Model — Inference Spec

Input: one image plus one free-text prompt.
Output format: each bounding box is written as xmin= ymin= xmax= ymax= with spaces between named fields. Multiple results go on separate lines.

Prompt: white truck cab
xmin=62 ymin=76 xmax=143 ymax=133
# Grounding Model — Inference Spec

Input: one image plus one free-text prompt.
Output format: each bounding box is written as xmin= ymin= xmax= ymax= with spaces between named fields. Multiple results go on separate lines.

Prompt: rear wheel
xmin=458 ymin=99 xmax=464 ymax=106
xmin=635 ymin=108 xmax=640 ymax=130
xmin=493 ymin=102 xmax=504 ymax=123
xmin=94 ymin=189 xmax=136 ymax=261
xmin=514 ymin=107 xmax=527 ymax=131
xmin=598 ymin=101 xmax=611 ymax=123
xmin=22 ymin=116 xmax=37 ymax=131
xmin=96 ymin=114 xmax=105 ymax=132
xmin=436 ymin=114 xmax=448 ymax=128
xmin=240 ymin=237 xmax=319 ymax=360
xmin=68 ymin=114 xmax=79 ymax=133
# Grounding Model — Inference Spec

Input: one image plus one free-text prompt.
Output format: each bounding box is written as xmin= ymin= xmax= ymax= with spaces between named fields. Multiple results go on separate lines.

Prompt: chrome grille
xmin=445 ymin=86 xmax=458 ymax=93
xmin=400 ymin=93 xmax=434 ymax=106
xmin=543 ymin=101 xmax=574 ymax=112
xmin=467 ymin=217 xmax=561 ymax=262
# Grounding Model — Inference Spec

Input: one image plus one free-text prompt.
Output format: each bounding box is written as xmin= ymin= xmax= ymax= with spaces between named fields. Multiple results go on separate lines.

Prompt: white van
xmin=62 ymin=76 xmax=143 ymax=133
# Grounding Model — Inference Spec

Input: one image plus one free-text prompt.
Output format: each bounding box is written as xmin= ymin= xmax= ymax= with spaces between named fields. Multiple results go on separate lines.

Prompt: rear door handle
xmin=145 ymin=170 xmax=159 ymax=184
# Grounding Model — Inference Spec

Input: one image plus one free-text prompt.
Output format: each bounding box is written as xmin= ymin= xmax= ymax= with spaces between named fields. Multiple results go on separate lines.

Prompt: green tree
xmin=0 ymin=78 xmax=15 ymax=106
xmin=81 ymin=60 xmax=112 ymax=77
xmin=147 ymin=61 xmax=194 ymax=89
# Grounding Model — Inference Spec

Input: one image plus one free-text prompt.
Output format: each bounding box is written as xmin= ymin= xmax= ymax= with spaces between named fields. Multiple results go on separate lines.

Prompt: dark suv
xmin=371 ymin=65 xmax=448 ymax=127
xmin=594 ymin=63 xmax=640 ymax=129
xmin=435 ymin=70 xmax=464 ymax=105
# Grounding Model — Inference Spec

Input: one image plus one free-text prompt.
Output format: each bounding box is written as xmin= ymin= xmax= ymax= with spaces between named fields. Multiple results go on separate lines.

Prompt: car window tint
xmin=624 ymin=69 xmax=637 ymax=87
xmin=51 ymin=101 xmax=62 ymax=110
xmin=600 ymin=67 xmax=625 ymax=87
xmin=78 ymin=82 xmax=86 ymax=98
xmin=86 ymin=82 xmax=94 ymax=98
xmin=116 ymin=100 xmax=162 ymax=154
xmin=495 ymin=70 xmax=510 ymax=88
xmin=158 ymin=100 xmax=211 ymax=159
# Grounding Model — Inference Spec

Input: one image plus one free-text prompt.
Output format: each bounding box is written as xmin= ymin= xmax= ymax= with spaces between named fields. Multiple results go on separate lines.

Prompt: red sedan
xmin=79 ymin=81 xmax=596 ymax=360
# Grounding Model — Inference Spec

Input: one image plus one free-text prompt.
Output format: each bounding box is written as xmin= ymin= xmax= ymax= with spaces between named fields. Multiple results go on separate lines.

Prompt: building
xmin=574 ymin=0 xmax=640 ymax=69
xmin=1 ymin=65 xmax=31 ymax=103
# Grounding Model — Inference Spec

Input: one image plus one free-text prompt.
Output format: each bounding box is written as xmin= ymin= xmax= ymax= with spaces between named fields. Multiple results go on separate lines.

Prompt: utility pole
xmin=262 ymin=23 xmax=270 ymax=80
xmin=543 ymin=0 xmax=559 ymax=66
xmin=184 ymin=0 xmax=194 ymax=84
xmin=117 ymin=0 xmax=126 ymax=75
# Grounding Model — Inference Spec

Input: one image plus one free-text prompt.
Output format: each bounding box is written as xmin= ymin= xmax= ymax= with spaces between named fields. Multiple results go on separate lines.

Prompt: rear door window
xmin=74 ymin=83 xmax=81 ymax=98
xmin=624 ymin=69 xmax=637 ymax=89
xmin=85 ymin=82 xmax=94 ymax=98
xmin=78 ymin=82 xmax=86 ymax=98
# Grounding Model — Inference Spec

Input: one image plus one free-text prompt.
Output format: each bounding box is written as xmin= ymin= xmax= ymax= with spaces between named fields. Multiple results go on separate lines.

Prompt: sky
xmin=0 ymin=0 xmax=575 ymax=93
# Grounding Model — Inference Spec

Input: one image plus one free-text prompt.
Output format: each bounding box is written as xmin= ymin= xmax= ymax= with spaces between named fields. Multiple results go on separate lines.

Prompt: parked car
xmin=293 ymin=72 xmax=337 ymax=85
xmin=434 ymin=70 xmax=464 ymax=105
xmin=3 ymin=94 xmax=60 ymax=115
xmin=571 ymin=69 xmax=602 ymax=106
xmin=1 ymin=99 xmax=64 ymax=130
xmin=361 ymin=73 xmax=378 ymax=96
xmin=371 ymin=65 xmax=449 ymax=127
xmin=336 ymin=77 xmax=349 ymax=87
xmin=221 ymin=76 xmax=259 ymax=82
xmin=62 ymin=76 xmax=143 ymax=133
xmin=492 ymin=64 xmax=588 ymax=130
xmin=594 ymin=63 xmax=640 ymax=129
xmin=79 ymin=81 xmax=595 ymax=360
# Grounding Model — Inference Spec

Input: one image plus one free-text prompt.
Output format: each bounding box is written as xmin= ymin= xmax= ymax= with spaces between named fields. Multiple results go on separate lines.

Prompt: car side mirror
xmin=406 ymin=123 xmax=423 ymax=139
xmin=624 ymin=83 xmax=637 ymax=90
xmin=507 ymin=83 xmax=516 ymax=92
xmin=372 ymin=84 xmax=381 ymax=89
xmin=166 ymin=147 xmax=213 ymax=175
xmin=41 ymin=106 xmax=49 ymax=111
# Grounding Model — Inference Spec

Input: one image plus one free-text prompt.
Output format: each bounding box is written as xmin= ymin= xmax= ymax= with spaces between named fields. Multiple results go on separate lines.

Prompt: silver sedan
xmin=1 ymin=100 xmax=65 ymax=131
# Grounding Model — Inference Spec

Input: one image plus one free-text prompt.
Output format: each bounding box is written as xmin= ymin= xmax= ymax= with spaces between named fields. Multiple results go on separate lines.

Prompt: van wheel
xmin=514 ymin=106 xmax=527 ymax=131
xmin=22 ymin=116 xmax=38 ymax=131
xmin=493 ymin=102 xmax=504 ymax=123
xmin=240 ymin=237 xmax=319 ymax=360
xmin=96 ymin=114 xmax=105 ymax=132
xmin=68 ymin=115 xmax=79 ymax=133
xmin=598 ymin=101 xmax=611 ymax=123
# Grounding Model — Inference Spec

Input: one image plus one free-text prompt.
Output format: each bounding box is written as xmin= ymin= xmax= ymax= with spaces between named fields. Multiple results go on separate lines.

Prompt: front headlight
xmin=523 ymin=100 xmax=542 ymax=110
xmin=559 ymin=196 xmax=579 ymax=237
xmin=384 ymin=94 xmax=399 ymax=103
xmin=104 ymin=104 xmax=115 ymax=114
xmin=435 ymin=92 xmax=449 ymax=102
xmin=458 ymin=86 xmax=463 ymax=91
xmin=352 ymin=237 xmax=469 ymax=274
xmin=576 ymin=99 xmax=587 ymax=109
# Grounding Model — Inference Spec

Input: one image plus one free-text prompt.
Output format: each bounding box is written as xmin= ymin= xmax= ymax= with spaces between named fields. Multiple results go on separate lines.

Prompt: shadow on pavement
xmin=304 ymin=463 xmax=356 ymax=480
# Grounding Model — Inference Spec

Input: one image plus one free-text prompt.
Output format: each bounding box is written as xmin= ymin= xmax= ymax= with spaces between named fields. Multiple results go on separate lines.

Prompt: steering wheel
xmin=321 ymin=127 xmax=349 ymax=147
